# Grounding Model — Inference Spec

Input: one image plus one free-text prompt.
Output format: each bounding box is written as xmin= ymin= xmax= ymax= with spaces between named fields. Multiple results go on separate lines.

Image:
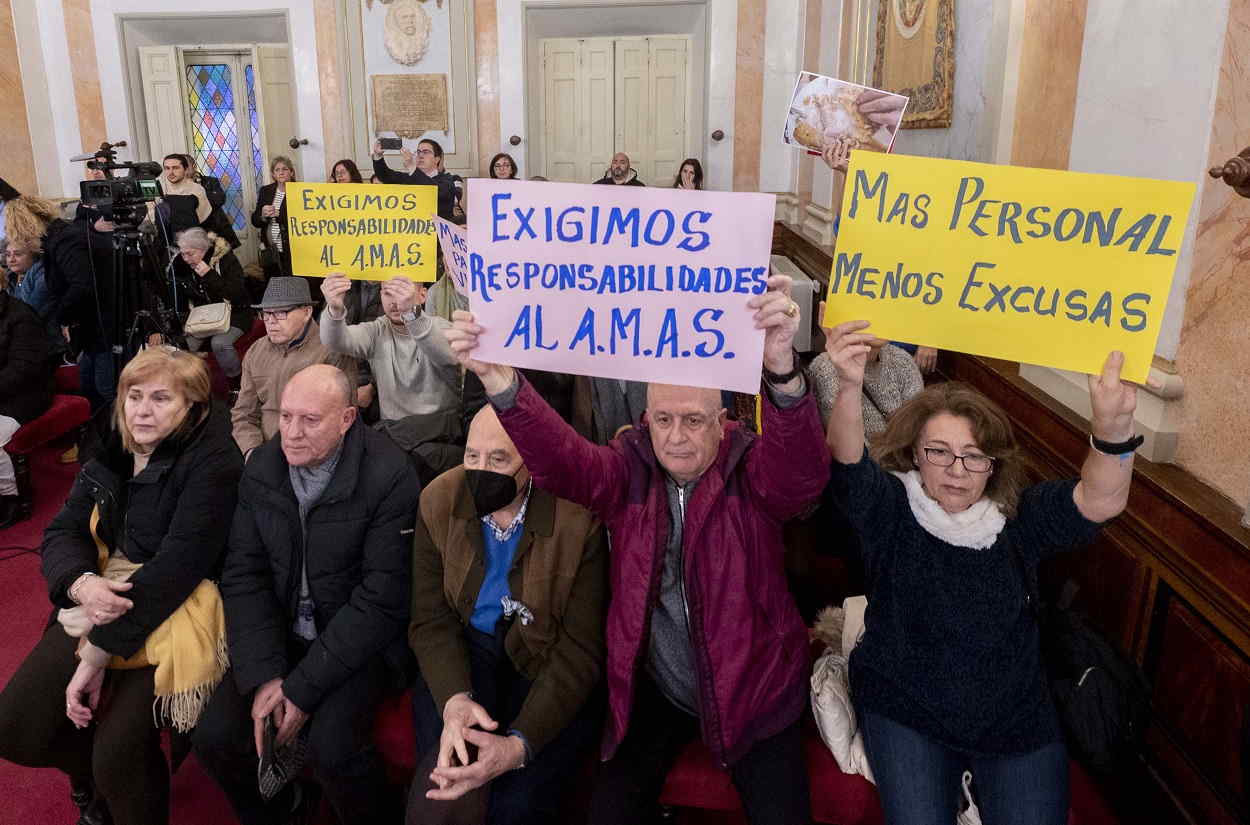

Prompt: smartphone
xmin=378 ymin=137 xmax=403 ymax=151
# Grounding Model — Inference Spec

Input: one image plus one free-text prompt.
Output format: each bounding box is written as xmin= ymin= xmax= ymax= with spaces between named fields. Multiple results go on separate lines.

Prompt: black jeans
xmin=407 ymin=623 xmax=602 ymax=825
xmin=192 ymin=643 xmax=398 ymax=825
xmin=586 ymin=676 xmax=811 ymax=825
xmin=0 ymin=624 xmax=168 ymax=825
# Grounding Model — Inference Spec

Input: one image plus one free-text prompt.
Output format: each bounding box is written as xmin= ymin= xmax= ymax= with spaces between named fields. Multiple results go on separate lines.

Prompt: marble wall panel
xmin=474 ymin=0 xmax=501 ymax=177
xmin=1008 ymin=0 xmax=1085 ymax=170
xmin=733 ymin=0 xmax=765 ymax=191
xmin=62 ymin=0 xmax=106 ymax=152
xmin=0 ymin=1 xmax=36 ymax=193
xmin=1174 ymin=0 xmax=1250 ymax=511
xmin=314 ymin=0 xmax=350 ymax=169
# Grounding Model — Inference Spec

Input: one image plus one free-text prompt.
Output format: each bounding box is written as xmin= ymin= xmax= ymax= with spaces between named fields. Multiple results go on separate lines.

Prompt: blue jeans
xmin=860 ymin=710 xmax=1068 ymax=825
xmin=78 ymin=348 xmax=116 ymax=411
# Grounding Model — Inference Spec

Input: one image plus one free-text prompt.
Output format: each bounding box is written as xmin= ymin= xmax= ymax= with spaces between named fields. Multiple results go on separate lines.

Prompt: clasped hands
xmin=424 ymin=692 xmax=525 ymax=802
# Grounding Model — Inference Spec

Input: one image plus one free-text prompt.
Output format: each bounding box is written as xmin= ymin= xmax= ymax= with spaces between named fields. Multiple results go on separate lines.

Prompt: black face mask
xmin=465 ymin=468 xmax=521 ymax=518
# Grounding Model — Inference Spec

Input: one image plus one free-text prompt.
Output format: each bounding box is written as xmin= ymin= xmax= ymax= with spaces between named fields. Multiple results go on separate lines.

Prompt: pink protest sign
xmin=433 ymin=216 xmax=471 ymax=301
xmin=465 ymin=179 xmax=776 ymax=394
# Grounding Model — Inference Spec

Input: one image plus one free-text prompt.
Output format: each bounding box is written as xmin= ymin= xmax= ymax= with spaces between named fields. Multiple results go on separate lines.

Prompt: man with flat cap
xmin=231 ymin=277 xmax=356 ymax=460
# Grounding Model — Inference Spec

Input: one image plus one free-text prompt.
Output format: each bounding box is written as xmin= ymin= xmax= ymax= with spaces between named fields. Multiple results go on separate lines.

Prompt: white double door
xmin=138 ymin=44 xmax=297 ymax=265
xmin=542 ymin=35 xmax=689 ymax=185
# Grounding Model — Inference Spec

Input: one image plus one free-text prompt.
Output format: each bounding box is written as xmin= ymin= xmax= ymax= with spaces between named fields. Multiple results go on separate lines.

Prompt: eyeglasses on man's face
xmin=416 ymin=149 xmax=436 ymax=157
xmin=261 ymin=307 xmax=304 ymax=321
xmin=921 ymin=446 xmax=994 ymax=473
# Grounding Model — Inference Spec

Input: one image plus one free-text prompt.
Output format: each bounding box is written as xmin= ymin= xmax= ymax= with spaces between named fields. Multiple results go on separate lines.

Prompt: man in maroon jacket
xmin=445 ymin=274 xmax=831 ymax=824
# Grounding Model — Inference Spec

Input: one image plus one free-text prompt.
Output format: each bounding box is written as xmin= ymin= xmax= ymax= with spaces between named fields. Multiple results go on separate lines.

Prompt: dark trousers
xmin=0 ymin=624 xmax=168 ymax=825
xmin=192 ymin=650 xmax=397 ymax=825
xmin=586 ymin=676 xmax=811 ymax=825
xmin=407 ymin=624 xmax=602 ymax=825
xmin=860 ymin=710 xmax=1069 ymax=825
xmin=78 ymin=348 xmax=116 ymax=411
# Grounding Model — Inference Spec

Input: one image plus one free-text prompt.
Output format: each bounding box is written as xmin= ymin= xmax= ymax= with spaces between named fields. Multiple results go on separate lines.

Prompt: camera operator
xmin=172 ymin=228 xmax=253 ymax=391
xmin=42 ymin=212 xmax=119 ymax=411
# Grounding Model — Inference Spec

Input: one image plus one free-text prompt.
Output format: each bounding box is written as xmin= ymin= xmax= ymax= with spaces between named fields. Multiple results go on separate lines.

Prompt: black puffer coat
xmin=41 ymin=403 xmax=243 ymax=659
xmin=222 ymin=416 xmax=420 ymax=711
xmin=0 ymin=291 xmax=53 ymax=423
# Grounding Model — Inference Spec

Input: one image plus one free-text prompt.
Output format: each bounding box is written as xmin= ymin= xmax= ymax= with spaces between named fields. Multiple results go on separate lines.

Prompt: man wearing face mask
xmin=405 ymin=404 xmax=607 ymax=824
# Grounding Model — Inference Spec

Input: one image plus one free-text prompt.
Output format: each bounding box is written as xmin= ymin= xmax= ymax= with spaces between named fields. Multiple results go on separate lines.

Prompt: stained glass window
xmin=244 ymin=64 xmax=265 ymax=191
xmin=185 ymin=63 xmax=247 ymax=230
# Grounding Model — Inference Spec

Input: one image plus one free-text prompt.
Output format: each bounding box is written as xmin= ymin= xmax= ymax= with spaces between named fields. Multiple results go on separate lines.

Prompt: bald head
xmin=279 ymin=364 xmax=356 ymax=467
xmin=465 ymin=405 xmax=530 ymax=512
xmin=645 ymin=383 xmax=727 ymax=484
xmin=609 ymin=152 xmax=631 ymax=182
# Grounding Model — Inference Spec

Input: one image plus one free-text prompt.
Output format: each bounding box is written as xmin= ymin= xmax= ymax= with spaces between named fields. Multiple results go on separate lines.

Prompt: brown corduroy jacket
xmin=409 ymin=465 xmax=607 ymax=753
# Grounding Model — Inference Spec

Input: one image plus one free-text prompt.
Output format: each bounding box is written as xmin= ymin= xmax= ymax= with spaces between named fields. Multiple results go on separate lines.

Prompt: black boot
xmin=71 ymin=780 xmax=112 ymax=825
xmin=0 ymin=495 xmax=20 ymax=529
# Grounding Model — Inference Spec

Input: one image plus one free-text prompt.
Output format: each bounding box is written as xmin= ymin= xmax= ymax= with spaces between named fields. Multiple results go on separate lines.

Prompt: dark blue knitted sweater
xmin=830 ymin=452 xmax=1102 ymax=756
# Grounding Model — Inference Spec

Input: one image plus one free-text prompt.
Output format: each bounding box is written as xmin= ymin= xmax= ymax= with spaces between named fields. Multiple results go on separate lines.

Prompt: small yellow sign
xmin=286 ymin=182 xmax=438 ymax=282
xmin=821 ymin=153 xmax=1196 ymax=383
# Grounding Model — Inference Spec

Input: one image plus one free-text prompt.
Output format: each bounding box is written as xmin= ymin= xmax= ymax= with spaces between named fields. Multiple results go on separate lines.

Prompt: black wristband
xmin=762 ymin=350 xmax=802 ymax=385
xmin=1090 ymin=433 xmax=1144 ymax=456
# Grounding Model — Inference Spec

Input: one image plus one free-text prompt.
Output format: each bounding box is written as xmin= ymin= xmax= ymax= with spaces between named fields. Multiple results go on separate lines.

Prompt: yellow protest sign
xmin=822 ymin=153 xmax=1196 ymax=383
xmin=286 ymin=182 xmax=438 ymax=281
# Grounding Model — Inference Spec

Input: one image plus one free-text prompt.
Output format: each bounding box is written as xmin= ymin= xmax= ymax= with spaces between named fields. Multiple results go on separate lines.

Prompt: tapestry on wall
xmin=872 ymin=0 xmax=955 ymax=129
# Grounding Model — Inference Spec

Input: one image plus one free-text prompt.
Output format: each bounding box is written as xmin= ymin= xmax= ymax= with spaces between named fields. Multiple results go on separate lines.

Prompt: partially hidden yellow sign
xmin=821 ymin=153 xmax=1196 ymax=383
xmin=287 ymin=182 xmax=438 ymax=281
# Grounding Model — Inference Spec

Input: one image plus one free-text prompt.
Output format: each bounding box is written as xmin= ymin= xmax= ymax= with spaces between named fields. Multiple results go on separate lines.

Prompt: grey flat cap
xmin=252 ymin=276 xmax=314 ymax=310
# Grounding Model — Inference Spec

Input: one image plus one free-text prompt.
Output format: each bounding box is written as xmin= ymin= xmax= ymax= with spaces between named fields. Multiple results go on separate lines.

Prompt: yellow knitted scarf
xmin=90 ymin=506 xmax=229 ymax=732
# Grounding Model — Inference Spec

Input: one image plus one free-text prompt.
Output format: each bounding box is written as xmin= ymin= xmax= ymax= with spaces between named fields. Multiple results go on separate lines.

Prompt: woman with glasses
xmin=488 ymin=152 xmax=518 ymax=180
xmin=822 ymin=319 xmax=1143 ymax=825
xmin=251 ymin=156 xmax=297 ymax=280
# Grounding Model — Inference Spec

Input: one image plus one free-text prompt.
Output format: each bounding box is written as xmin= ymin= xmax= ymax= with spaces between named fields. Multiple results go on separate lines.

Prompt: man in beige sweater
xmin=231 ymin=277 xmax=356 ymax=459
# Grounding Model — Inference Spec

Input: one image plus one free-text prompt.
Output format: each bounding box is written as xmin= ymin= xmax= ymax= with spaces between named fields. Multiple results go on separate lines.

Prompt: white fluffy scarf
xmin=891 ymin=470 xmax=1006 ymax=550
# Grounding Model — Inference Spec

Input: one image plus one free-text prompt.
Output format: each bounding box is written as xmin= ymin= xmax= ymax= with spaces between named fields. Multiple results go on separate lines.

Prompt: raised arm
xmin=444 ymin=311 xmax=629 ymax=517
xmin=744 ymin=274 xmax=831 ymax=521
xmin=1072 ymin=351 xmax=1146 ymax=523
xmin=319 ymin=274 xmax=379 ymax=360
xmin=822 ymin=319 xmax=876 ymax=464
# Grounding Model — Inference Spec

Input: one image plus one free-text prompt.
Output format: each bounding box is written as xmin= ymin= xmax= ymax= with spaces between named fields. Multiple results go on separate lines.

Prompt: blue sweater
xmin=830 ymin=452 xmax=1101 ymax=755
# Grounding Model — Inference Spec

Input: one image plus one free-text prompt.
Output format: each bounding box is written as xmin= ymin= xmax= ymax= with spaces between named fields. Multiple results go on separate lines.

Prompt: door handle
xmin=288 ymin=137 xmax=309 ymax=149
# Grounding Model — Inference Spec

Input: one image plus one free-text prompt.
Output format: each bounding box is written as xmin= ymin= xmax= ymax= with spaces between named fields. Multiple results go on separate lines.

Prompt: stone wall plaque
xmin=371 ymin=73 xmax=449 ymax=137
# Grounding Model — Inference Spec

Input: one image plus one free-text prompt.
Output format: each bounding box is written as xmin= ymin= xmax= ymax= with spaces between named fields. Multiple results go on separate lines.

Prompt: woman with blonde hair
xmin=0 ymin=347 xmax=242 ymax=825
xmin=4 ymin=193 xmax=62 ymax=254
xmin=822 ymin=318 xmax=1144 ymax=825
xmin=251 ymin=155 xmax=297 ymax=280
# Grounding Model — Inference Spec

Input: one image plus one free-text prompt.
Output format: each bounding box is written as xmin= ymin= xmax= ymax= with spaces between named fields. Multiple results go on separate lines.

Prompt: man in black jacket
xmin=371 ymin=138 xmax=460 ymax=222
xmin=592 ymin=152 xmax=646 ymax=186
xmin=194 ymin=363 xmax=420 ymax=824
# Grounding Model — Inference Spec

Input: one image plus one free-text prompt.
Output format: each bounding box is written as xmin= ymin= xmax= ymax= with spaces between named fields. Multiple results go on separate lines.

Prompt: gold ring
xmin=785 ymin=301 xmax=799 ymax=318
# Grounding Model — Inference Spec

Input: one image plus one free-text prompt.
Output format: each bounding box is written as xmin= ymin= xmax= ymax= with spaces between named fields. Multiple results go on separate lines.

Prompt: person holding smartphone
xmin=371 ymin=138 xmax=460 ymax=223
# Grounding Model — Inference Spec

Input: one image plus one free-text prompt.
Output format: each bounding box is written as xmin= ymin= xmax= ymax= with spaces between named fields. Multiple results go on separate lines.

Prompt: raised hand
xmin=821 ymin=138 xmax=851 ymax=173
xmin=321 ymin=273 xmax=352 ymax=315
xmin=1088 ymin=351 xmax=1142 ymax=442
xmin=748 ymin=274 xmax=799 ymax=378
xmin=445 ymin=310 xmax=514 ymax=394
xmin=824 ymin=319 xmax=875 ymax=387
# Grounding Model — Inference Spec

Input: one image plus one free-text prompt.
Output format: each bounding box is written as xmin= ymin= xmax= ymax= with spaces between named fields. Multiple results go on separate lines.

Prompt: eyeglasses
xmin=493 ymin=162 xmax=512 ymax=169
xmin=261 ymin=307 xmax=304 ymax=321
xmin=416 ymin=149 xmax=435 ymax=157
xmin=921 ymin=447 xmax=994 ymax=473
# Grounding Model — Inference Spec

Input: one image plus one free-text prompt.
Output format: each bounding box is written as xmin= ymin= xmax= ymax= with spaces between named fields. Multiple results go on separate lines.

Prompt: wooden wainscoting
xmin=772 ymin=221 xmax=1250 ymax=825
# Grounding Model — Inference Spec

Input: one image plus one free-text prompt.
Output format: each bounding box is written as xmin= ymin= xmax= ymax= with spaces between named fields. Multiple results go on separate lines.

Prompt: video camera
xmin=77 ymin=141 xmax=163 ymax=226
